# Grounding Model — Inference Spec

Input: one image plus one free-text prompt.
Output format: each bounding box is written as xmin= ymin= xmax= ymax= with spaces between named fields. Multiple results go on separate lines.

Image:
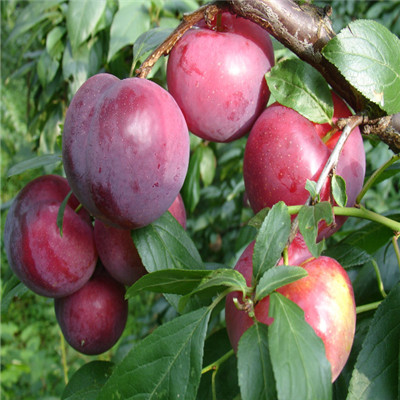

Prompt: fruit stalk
xmin=288 ymin=116 xmax=363 ymax=243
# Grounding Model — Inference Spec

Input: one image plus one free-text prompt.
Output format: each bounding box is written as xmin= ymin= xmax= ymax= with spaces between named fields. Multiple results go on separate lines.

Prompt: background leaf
xmin=266 ymin=58 xmax=334 ymax=124
xmin=347 ymin=282 xmax=400 ymax=400
xmin=108 ymin=0 xmax=150 ymax=62
xmin=269 ymin=293 xmax=332 ymax=400
xmin=322 ymin=19 xmax=400 ymax=115
xmin=198 ymin=329 xmax=239 ymax=400
xmin=6 ymin=154 xmax=61 ymax=178
xmin=133 ymin=27 xmax=173 ymax=65
xmin=181 ymin=145 xmax=203 ymax=213
xmin=97 ymin=307 xmax=211 ymax=400
xmin=237 ymin=322 xmax=277 ymax=400
xmin=66 ymin=0 xmax=106 ymax=55
xmin=200 ymin=146 xmax=216 ymax=187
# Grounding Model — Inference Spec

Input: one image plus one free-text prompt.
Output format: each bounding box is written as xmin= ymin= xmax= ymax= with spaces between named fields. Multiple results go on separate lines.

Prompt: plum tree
xmin=4 ymin=175 xmax=97 ymax=298
xmin=63 ymin=74 xmax=190 ymax=230
xmin=243 ymin=92 xmax=366 ymax=240
xmin=94 ymin=194 xmax=187 ymax=286
xmin=225 ymin=239 xmax=356 ymax=382
xmin=54 ymin=267 xmax=128 ymax=355
xmin=3 ymin=1 xmax=400 ymax=399
xmin=167 ymin=11 xmax=275 ymax=143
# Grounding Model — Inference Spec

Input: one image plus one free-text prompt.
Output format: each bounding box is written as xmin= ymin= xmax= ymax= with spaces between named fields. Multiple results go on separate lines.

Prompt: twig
xmin=136 ymin=2 xmax=225 ymax=78
xmin=288 ymin=115 xmax=364 ymax=243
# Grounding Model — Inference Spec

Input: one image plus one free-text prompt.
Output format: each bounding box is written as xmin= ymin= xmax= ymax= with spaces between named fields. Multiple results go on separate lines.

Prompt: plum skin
xmin=94 ymin=193 xmax=187 ymax=286
xmin=243 ymin=93 xmax=366 ymax=240
xmin=63 ymin=74 xmax=190 ymax=229
xmin=225 ymin=240 xmax=356 ymax=382
xmin=54 ymin=268 xmax=128 ymax=355
xmin=4 ymin=175 xmax=97 ymax=298
xmin=167 ymin=12 xmax=275 ymax=143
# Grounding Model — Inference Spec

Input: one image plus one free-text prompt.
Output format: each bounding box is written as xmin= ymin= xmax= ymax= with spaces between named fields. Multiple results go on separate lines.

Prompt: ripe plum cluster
xmin=4 ymin=174 xmax=187 ymax=355
xmin=5 ymin=10 xmax=365 ymax=377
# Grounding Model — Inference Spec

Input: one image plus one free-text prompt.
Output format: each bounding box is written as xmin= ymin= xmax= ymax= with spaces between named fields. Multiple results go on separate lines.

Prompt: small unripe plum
xmin=54 ymin=268 xmax=128 ymax=355
xmin=225 ymin=240 xmax=356 ymax=382
xmin=4 ymin=175 xmax=97 ymax=298
xmin=243 ymin=93 xmax=366 ymax=240
xmin=62 ymin=73 xmax=189 ymax=229
xmin=94 ymin=194 xmax=187 ymax=286
xmin=167 ymin=12 xmax=275 ymax=143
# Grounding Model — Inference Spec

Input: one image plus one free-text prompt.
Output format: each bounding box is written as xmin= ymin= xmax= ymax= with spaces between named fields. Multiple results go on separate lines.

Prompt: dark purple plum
xmin=54 ymin=268 xmax=128 ymax=355
xmin=167 ymin=12 xmax=274 ymax=143
xmin=62 ymin=74 xmax=190 ymax=229
xmin=94 ymin=193 xmax=187 ymax=286
xmin=4 ymin=175 xmax=97 ymax=298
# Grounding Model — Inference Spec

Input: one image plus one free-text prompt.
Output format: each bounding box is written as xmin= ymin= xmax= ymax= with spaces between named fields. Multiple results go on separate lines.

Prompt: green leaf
xmin=178 ymin=268 xmax=249 ymax=312
xmin=132 ymin=211 xmax=203 ymax=272
xmin=364 ymin=159 xmax=400 ymax=187
xmin=6 ymin=154 xmax=61 ymax=178
xmin=237 ymin=322 xmax=277 ymax=400
xmin=62 ymin=37 xmax=103 ymax=96
xmin=126 ymin=269 xmax=212 ymax=298
xmin=298 ymin=202 xmax=333 ymax=258
xmin=305 ymin=179 xmax=319 ymax=201
xmin=265 ymin=58 xmax=334 ymax=124
xmin=332 ymin=174 xmax=348 ymax=207
xmin=133 ymin=27 xmax=173 ymax=65
xmin=181 ymin=146 xmax=202 ymax=213
xmin=97 ymin=307 xmax=211 ymax=400
xmin=252 ymin=202 xmax=291 ymax=282
xmin=322 ymin=19 xmax=400 ymax=115
xmin=323 ymin=243 xmax=371 ymax=269
xmin=347 ymin=282 xmax=400 ymax=400
xmin=62 ymin=361 xmax=114 ymax=400
xmin=269 ymin=293 xmax=332 ymax=400
xmin=66 ymin=0 xmax=106 ymax=55
xmin=1 ymin=276 xmax=29 ymax=314
xmin=5 ymin=0 xmax=63 ymax=44
xmin=37 ymin=50 xmax=59 ymax=87
xmin=247 ymin=207 xmax=271 ymax=230
xmin=200 ymin=146 xmax=216 ymax=187
xmin=108 ymin=0 xmax=150 ymax=62
xmin=198 ymin=329 xmax=239 ymax=400
xmin=339 ymin=212 xmax=400 ymax=255
xmin=46 ymin=26 xmax=66 ymax=60
xmin=57 ymin=190 xmax=73 ymax=237
xmin=255 ymin=266 xmax=308 ymax=302
xmin=131 ymin=211 xmax=204 ymax=310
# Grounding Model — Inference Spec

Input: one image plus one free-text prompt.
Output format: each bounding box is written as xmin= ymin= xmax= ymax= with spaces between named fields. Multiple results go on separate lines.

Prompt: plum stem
xmin=288 ymin=116 xmax=363 ymax=244
xmin=393 ymin=234 xmax=400 ymax=273
xmin=136 ymin=2 xmax=225 ymax=78
xmin=201 ymin=349 xmax=235 ymax=375
xmin=370 ymin=258 xmax=387 ymax=299
xmin=356 ymin=153 xmax=400 ymax=203
xmin=59 ymin=328 xmax=69 ymax=385
xmin=356 ymin=300 xmax=382 ymax=314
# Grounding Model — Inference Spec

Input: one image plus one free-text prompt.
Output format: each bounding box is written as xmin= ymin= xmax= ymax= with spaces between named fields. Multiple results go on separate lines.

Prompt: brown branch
xmin=136 ymin=2 xmax=225 ymax=78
